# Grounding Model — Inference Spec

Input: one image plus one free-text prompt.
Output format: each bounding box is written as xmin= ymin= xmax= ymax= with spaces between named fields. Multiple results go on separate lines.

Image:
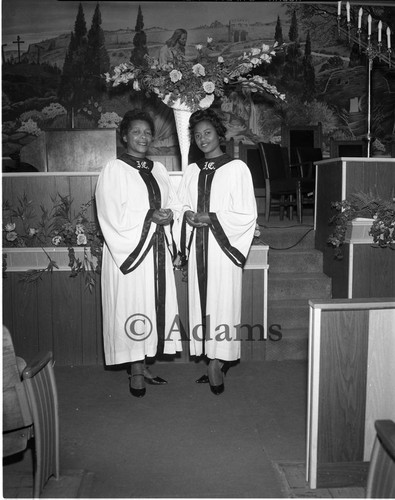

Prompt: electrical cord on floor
xmin=258 ymin=224 xmax=315 ymax=251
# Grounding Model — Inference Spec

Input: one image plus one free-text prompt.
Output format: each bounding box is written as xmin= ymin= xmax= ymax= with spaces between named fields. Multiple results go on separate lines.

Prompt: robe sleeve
xmin=209 ymin=160 xmax=257 ymax=264
xmin=95 ymin=160 xmax=156 ymax=272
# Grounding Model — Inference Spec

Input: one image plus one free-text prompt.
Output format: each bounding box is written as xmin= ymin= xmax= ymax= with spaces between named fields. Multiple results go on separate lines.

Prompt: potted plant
xmin=327 ymin=191 xmax=395 ymax=259
xmin=2 ymin=192 xmax=103 ymax=291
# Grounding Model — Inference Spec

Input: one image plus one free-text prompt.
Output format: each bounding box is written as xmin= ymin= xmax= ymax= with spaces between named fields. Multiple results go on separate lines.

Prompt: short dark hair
xmin=189 ymin=108 xmax=227 ymax=143
xmin=119 ymin=110 xmax=155 ymax=148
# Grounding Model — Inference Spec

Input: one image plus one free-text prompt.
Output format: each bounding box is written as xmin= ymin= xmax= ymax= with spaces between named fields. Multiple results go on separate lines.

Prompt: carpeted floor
xmin=2 ymin=360 xmax=366 ymax=498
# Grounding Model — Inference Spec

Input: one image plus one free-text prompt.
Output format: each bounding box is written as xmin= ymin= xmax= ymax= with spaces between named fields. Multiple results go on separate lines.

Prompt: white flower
xmin=196 ymin=44 xmax=203 ymax=51
xmin=207 ymin=37 xmax=213 ymax=44
xmin=28 ymin=228 xmax=37 ymax=237
xmin=52 ymin=235 xmax=62 ymax=246
xmin=202 ymin=81 xmax=215 ymax=93
xmin=133 ymin=80 xmax=140 ymax=91
xmin=218 ymin=56 xmax=224 ymax=63
xmin=192 ymin=63 xmax=205 ymax=77
xmin=75 ymin=224 xmax=85 ymax=235
xmin=250 ymin=57 xmax=261 ymax=66
xmin=261 ymin=44 xmax=270 ymax=52
xmin=5 ymin=222 xmax=16 ymax=232
xmin=260 ymin=53 xmax=271 ymax=63
xmin=6 ymin=231 xmax=17 ymax=242
xmin=251 ymin=47 xmax=261 ymax=56
xmin=169 ymin=69 xmax=182 ymax=82
xmin=77 ymin=234 xmax=87 ymax=246
xmin=199 ymin=94 xmax=215 ymax=109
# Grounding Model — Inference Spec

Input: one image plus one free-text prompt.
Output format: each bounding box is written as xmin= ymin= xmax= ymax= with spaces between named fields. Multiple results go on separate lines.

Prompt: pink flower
xmin=169 ymin=70 xmax=182 ymax=83
xmin=192 ymin=63 xmax=205 ymax=77
xmin=202 ymin=81 xmax=215 ymax=94
xmin=6 ymin=231 xmax=17 ymax=242
xmin=52 ymin=235 xmax=62 ymax=246
xmin=77 ymin=234 xmax=88 ymax=246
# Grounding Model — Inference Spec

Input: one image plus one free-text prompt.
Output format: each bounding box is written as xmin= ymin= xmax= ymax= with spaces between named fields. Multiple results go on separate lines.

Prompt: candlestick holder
xmin=337 ymin=22 xmax=393 ymax=157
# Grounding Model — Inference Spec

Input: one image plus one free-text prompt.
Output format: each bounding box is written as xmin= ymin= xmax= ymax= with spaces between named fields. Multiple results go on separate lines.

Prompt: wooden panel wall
xmin=307 ymin=300 xmax=395 ymax=489
xmin=318 ymin=310 xmax=369 ymax=464
xmin=3 ymin=268 xmax=264 ymax=366
xmin=352 ymin=245 xmax=395 ymax=298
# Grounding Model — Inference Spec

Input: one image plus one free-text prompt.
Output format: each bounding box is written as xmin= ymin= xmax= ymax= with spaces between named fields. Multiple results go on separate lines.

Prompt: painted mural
xmin=2 ymin=0 xmax=395 ymax=166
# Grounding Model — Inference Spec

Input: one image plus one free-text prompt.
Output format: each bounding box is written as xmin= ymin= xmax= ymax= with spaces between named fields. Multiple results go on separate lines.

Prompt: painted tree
xmin=58 ymin=3 xmax=89 ymax=121
xmin=282 ymin=10 xmax=303 ymax=90
xmin=302 ymin=31 xmax=316 ymax=101
xmin=130 ymin=5 xmax=148 ymax=67
xmin=86 ymin=3 xmax=110 ymax=97
xmin=274 ymin=15 xmax=284 ymax=45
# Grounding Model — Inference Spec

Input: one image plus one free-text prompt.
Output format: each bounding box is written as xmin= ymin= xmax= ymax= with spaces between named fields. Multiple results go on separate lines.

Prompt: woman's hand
xmin=152 ymin=208 xmax=173 ymax=226
xmin=185 ymin=210 xmax=211 ymax=228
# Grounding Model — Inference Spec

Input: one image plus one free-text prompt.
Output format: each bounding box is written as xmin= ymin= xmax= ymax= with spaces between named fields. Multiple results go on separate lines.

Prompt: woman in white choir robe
xmin=95 ymin=110 xmax=182 ymax=398
xmin=177 ymin=108 xmax=257 ymax=395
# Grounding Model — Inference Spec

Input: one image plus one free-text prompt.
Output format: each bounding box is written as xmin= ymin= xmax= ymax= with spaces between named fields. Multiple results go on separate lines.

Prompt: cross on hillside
xmin=13 ymin=35 xmax=25 ymax=63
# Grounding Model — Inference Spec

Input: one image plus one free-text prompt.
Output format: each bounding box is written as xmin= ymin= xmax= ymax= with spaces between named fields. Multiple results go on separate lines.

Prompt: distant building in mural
xmin=228 ymin=19 xmax=249 ymax=43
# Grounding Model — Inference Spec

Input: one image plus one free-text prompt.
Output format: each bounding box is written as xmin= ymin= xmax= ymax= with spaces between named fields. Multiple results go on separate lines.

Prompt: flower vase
xmin=173 ymin=108 xmax=192 ymax=171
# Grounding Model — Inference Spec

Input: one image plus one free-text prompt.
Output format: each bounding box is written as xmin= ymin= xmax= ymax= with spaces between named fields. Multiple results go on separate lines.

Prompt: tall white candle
xmin=387 ymin=27 xmax=391 ymax=49
xmin=358 ymin=8 xmax=363 ymax=29
xmin=338 ymin=1 xmax=341 ymax=16
xmin=346 ymin=2 xmax=350 ymax=22
xmin=368 ymin=14 xmax=372 ymax=36
xmin=378 ymin=21 xmax=382 ymax=42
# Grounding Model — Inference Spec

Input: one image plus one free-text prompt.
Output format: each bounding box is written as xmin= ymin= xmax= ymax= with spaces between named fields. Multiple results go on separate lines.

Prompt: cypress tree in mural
xmin=86 ymin=2 xmax=110 ymax=97
xmin=130 ymin=5 xmax=148 ymax=67
xmin=268 ymin=15 xmax=285 ymax=76
xmin=302 ymin=31 xmax=315 ymax=100
xmin=275 ymin=15 xmax=284 ymax=45
xmin=282 ymin=10 xmax=303 ymax=90
xmin=58 ymin=2 xmax=89 ymax=124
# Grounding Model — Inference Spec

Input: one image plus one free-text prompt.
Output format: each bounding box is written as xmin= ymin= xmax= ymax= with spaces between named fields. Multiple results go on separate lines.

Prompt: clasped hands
xmin=185 ymin=210 xmax=211 ymax=228
xmin=152 ymin=208 xmax=173 ymax=226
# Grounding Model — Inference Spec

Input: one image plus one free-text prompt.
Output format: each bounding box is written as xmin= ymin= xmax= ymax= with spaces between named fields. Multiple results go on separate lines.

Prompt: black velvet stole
xmin=195 ymin=154 xmax=231 ymax=344
xmin=118 ymin=153 xmax=166 ymax=353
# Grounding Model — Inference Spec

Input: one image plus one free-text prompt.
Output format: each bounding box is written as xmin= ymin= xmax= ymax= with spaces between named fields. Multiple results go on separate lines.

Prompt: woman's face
xmin=124 ymin=120 xmax=153 ymax=158
xmin=193 ymin=120 xmax=222 ymax=159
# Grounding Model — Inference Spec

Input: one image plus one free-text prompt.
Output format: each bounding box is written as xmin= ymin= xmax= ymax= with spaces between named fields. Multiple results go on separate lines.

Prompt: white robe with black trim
xmin=177 ymin=158 xmax=257 ymax=361
xmin=95 ymin=158 xmax=182 ymax=365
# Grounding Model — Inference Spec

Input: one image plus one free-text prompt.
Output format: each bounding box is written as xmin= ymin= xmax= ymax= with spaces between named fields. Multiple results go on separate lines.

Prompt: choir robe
xmin=177 ymin=156 xmax=257 ymax=361
xmin=95 ymin=157 xmax=183 ymax=366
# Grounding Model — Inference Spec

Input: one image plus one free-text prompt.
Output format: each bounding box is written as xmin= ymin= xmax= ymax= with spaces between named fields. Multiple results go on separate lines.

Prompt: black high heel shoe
xmin=143 ymin=368 xmax=167 ymax=385
xmin=129 ymin=374 xmax=146 ymax=398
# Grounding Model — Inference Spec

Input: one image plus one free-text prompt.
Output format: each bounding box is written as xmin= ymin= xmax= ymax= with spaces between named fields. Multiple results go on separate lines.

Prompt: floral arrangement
xmin=3 ymin=193 xmax=103 ymax=291
xmin=327 ymin=192 xmax=395 ymax=259
xmin=105 ymin=38 xmax=286 ymax=112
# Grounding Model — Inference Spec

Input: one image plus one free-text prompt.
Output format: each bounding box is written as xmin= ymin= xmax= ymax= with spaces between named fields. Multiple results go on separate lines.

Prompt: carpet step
xmin=269 ymin=273 xmax=332 ymax=300
xmin=266 ymin=328 xmax=308 ymax=361
xmin=268 ymin=249 xmax=323 ymax=273
xmin=268 ymin=299 xmax=310 ymax=329
xmin=261 ymin=226 xmax=315 ymax=250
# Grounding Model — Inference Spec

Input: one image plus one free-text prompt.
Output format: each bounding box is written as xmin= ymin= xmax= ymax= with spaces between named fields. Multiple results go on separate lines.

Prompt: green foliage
xmin=327 ymin=192 xmax=395 ymax=259
xmin=3 ymin=193 xmax=103 ymax=292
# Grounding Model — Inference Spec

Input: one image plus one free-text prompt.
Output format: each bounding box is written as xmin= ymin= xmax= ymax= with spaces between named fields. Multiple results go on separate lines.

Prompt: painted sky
xmin=1 ymin=0 xmax=286 ymax=52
